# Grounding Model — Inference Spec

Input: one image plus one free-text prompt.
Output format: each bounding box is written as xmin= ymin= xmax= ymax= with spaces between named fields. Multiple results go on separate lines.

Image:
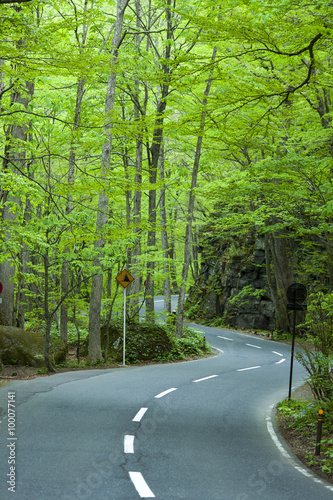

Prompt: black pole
xmin=288 ymin=288 xmax=297 ymax=400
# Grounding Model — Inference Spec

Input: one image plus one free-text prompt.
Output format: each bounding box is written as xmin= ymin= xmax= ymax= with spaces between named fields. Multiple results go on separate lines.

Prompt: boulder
xmin=0 ymin=326 xmax=44 ymax=367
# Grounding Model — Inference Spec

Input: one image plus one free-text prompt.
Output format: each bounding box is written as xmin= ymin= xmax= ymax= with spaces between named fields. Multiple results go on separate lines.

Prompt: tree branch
xmin=0 ymin=0 xmax=31 ymax=3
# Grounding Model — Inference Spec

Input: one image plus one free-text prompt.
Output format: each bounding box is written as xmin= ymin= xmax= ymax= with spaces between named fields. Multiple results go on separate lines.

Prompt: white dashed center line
xmin=217 ymin=336 xmax=233 ymax=341
xmin=124 ymin=435 xmax=135 ymax=453
xmin=237 ymin=366 xmax=261 ymax=372
xmin=133 ymin=407 xmax=148 ymax=422
xmin=246 ymin=343 xmax=262 ymax=349
xmin=154 ymin=388 xmax=177 ymax=398
xmin=272 ymin=351 xmax=283 ymax=357
xmin=129 ymin=472 xmax=155 ymax=498
xmin=275 ymin=358 xmax=286 ymax=364
xmin=193 ymin=375 xmax=218 ymax=383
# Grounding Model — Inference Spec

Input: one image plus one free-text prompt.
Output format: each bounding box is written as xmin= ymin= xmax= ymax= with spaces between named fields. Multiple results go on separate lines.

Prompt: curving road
xmin=0 ymin=299 xmax=333 ymax=499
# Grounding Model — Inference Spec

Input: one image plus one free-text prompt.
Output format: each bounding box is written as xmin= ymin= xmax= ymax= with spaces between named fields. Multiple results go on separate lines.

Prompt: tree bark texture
xmin=88 ymin=0 xmax=129 ymax=361
xmin=0 ymin=78 xmax=34 ymax=326
xmin=159 ymin=145 xmax=171 ymax=316
xmin=145 ymin=0 xmax=172 ymax=322
xmin=265 ymin=226 xmax=293 ymax=332
xmin=60 ymin=77 xmax=86 ymax=344
xmin=129 ymin=0 xmax=145 ymax=317
xmin=176 ymin=46 xmax=218 ymax=337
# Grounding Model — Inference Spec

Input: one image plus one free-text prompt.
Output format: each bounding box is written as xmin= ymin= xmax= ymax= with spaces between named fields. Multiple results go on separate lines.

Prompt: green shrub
xmin=296 ymin=292 xmax=333 ymax=401
xmin=80 ymin=321 xmax=210 ymax=364
xmin=277 ymin=397 xmax=333 ymax=476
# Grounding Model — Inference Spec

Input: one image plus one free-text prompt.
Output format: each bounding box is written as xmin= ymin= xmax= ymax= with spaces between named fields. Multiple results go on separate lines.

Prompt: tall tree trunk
xmin=129 ymin=0 xmax=145 ymax=318
xmin=88 ymin=0 xmax=129 ymax=362
xmin=60 ymin=77 xmax=86 ymax=345
xmin=60 ymin=0 xmax=92 ymax=343
xmin=169 ymin=207 xmax=178 ymax=292
xmin=145 ymin=0 xmax=172 ymax=322
xmin=0 ymin=78 xmax=34 ymax=326
xmin=43 ymin=246 xmax=56 ymax=372
xmin=159 ymin=145 xmax=171 ymax=317
xmin=176 ymin=46 xmax=218 ymax=337
xmin=265 ymin=225 xmax=293 ymax=332
xmin=191 ymin=226 xmax=199 ymax=282
xmin=129 ymin=130 xmax=143 ymax=318
xmin=16 ymin=198 xmax=30 ymax=328
xmin=145 ymin=142 xmax=158 ymax=322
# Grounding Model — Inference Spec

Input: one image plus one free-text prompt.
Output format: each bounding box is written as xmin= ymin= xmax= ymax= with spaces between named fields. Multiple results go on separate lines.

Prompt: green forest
xmin=0 ymin=0 xmax=332 ymax=370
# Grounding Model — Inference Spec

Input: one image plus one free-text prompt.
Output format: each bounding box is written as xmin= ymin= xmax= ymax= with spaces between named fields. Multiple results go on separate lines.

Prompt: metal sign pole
xmin=123 ymin=286 xmax=126 ymax=366
xmin=288 ymin=301 xmax=297 ymax=400
xmin=115 ymin=269 xmax=134 ymax=367
xmin=286 ymin=283 xmax=307 ymax=400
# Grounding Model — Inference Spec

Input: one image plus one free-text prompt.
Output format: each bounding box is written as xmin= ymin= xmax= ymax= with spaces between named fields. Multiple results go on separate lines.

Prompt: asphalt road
xmin=0 ymin=297 xmax=333 ymax=499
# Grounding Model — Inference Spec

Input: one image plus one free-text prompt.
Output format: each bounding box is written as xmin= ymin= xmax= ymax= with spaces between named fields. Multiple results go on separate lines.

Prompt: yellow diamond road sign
xmin=116 ymin=269 xmax=134 ymax=288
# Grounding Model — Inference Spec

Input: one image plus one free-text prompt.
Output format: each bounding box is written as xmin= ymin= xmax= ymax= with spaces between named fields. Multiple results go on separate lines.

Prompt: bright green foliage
xmin=296 ymin=292 xmax=333 ymax=400
xmin=1 ymin=0 xmax=333 ymax=362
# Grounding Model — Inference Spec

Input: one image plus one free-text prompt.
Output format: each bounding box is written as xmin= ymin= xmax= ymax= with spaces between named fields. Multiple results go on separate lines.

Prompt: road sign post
xmin=116 ymin=270 xmax=134 ymax=366
xmin=123 ymin=287 xmax=126 ymax=367
xmin=287 ymin=283 xmax=307 ymax=400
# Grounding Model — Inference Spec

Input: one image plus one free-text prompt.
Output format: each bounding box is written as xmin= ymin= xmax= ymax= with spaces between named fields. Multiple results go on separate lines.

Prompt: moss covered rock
xmin=0 ymin=326 xmax=44 ymax=367
xmin=120 ymin=322 xmax=174 ymax=363
xmin=81 ymin=321 xmax=175 ymax=363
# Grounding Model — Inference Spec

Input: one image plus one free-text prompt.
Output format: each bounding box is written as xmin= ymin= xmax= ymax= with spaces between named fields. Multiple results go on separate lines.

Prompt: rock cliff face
xmin=185 ymin=235 xmax=275 ymax=331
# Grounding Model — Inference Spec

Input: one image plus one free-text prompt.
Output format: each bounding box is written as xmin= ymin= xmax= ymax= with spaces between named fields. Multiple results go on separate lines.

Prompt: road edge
xmin=266 ymin=397 xmax=333 ymax=492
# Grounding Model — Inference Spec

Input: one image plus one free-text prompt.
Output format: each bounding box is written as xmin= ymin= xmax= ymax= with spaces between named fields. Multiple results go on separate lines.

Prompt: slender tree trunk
xmin=60 ymin=77 xmax=86 ymax=345
xmin=145 ymin=0 xmax=172 ymax=322
xmin=176 ymin=46 xmax=218 ymax=337
xmin=145 ymin=144 xmax=158 ymax=322
xmin=0 ymin=204 xmax=16 ymax=326
xmin=43 ymin=248 xmax=56 ymax=373
xmin=17 ymin=242 xmax=29 ymax=328
xmin=159 ymin=145 xmax=171 ymax=317
xmin=191 ymin=226 xmax=199 ymax=282
xmin=129 ymin=132 xmax=143 ymax=318
xmin=129 ymin=0 xmax=145 ymax=318
xmin=0 ymin=79 xmax=34 ymax=326
xmin=88 ymin=0 xmax=129 ymax=362
xmin=169 ymin=208 xmax=178 ymax=292
xmin=17 ymin=134 xmax=36 ymax=329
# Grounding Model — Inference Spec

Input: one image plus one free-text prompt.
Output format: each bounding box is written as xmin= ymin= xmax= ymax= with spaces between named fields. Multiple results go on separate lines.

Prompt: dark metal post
xmin=288 ymin=289 xmax=297 ymax=400
xmin=286 ymin=283 xmax=307 ymax=400
xmin=203 ymin=335 xmax=206 ymax=351
xmin=315 ymin=409 xmax=324 ymax=456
